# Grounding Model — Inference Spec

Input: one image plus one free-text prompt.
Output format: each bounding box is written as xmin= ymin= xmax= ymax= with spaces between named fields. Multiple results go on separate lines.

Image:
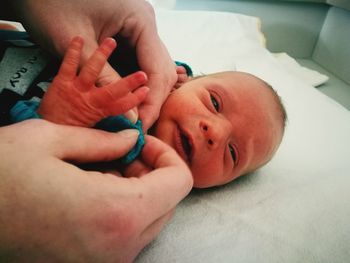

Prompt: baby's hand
xmin=38 ymin=36 xmax=149 ymax=127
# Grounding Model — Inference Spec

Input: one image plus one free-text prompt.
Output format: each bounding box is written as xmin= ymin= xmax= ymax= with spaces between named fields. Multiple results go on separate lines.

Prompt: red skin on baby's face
xmin=153 ymin=72 xmax=283 ymax=188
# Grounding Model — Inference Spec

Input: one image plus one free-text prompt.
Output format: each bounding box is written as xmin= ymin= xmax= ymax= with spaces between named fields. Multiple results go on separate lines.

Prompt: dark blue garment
xmin=0 ymin=30 xmax=30 ymax=41
xmin=95 ymin=116 xmax=144 ymax=164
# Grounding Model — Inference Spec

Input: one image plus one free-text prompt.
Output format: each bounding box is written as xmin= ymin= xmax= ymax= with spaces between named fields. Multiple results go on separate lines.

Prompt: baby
xmin=153 ymin=71 xmax=286 ymax=188
xmin=12 ymin=36 xmax=286 ymax=188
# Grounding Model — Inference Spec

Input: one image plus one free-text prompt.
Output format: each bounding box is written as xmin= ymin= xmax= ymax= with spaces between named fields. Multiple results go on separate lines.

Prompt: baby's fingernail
xmin=119 ymin=129 xmax=139 ymax=139
xmin=124 ymin=109 xmax=138 ymax=124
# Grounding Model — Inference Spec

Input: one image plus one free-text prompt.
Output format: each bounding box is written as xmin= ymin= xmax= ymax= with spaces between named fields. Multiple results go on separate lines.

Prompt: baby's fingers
xmin=90 ymin=71 xmax=148 ymax=108
xmin=79 ymin=38 xmax=117 ymax=89
xmin=105 ymin=86 xmax=149 ymax=116
xmin=57 ymin=36 xmax=83 ymax=81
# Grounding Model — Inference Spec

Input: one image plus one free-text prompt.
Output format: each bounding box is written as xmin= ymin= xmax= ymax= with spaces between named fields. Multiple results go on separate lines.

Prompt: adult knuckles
xmin=143 ymin=1 xmax=156 ymax=18
xmin=122 ymin=1 xmax=156 ymax=41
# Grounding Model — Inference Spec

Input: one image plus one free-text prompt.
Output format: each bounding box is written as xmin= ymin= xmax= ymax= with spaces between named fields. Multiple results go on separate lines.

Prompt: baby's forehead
xmin=203 ymin=72 xmax=274 ymax=100
xmin=212 ymin=72 xmax=284 ymax=138
xmin=210 ymin=71 xmax=267 ymax=85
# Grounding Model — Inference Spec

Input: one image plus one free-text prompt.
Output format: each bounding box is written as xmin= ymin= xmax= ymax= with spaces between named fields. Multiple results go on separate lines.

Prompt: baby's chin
xmin=191 ymin=168 xmax=247 ymax=188
xmin=191 ymin=172 xmax=218 ymax=189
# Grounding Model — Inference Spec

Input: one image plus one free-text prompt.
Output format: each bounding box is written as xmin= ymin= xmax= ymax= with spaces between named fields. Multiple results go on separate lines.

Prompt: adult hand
xmin=10 ymin=0 xmax=178 ymax=129
xmin=0 ymin=120 xmax=192 ymax=262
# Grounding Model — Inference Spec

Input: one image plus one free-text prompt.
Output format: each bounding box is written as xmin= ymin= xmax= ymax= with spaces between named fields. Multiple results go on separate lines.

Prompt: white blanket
xmin=136 ymin=10 xmax=350 ymax=263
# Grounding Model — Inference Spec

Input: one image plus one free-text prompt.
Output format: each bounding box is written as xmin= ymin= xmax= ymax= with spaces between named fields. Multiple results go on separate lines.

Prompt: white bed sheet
xmin=136 ymin=10 xmax=350 ymax=262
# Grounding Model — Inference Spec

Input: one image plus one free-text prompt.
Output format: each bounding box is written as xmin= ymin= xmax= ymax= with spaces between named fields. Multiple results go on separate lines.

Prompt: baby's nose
xmin=200 ymin=120 xmax=229 ymax=149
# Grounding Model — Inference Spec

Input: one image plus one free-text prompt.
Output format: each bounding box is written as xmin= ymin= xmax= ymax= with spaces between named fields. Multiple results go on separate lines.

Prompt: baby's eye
xmin=210 ymin=94 xmax=220 ymax=112
xmin=229 ymin=145 xmax=237 ymax=163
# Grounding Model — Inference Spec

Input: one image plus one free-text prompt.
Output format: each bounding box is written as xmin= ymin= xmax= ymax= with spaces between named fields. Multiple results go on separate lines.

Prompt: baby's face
xmin=153 ymin=71 xmax=283 ymax=188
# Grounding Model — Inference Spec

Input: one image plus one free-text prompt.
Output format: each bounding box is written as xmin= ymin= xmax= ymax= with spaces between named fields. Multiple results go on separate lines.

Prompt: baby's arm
xmin=38 ymin=36 xmax=149 ymax=127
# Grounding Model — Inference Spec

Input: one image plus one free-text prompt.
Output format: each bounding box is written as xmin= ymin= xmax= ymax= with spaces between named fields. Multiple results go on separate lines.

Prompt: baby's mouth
xmin=175 ymin=126 xmax=193 ymax=164
xmin=180 ymin=131 xmax=192 ymax=162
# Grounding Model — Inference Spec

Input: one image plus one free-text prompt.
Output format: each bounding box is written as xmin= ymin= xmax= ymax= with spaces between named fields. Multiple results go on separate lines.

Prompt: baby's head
xmin=152 ymin=71 xmax=286 ymax=188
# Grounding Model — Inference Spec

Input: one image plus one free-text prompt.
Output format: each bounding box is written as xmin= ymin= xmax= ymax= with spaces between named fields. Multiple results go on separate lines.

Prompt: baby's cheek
xmin=191 ymin=161 xmax=224 ymax=188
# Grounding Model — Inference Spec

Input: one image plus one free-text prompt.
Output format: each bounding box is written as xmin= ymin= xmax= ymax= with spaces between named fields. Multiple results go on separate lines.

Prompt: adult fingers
xmin=123 ymin=159 xmax=152 ymax=178
xmin=176 ymin=66 xmax=189 ymax=83
xmin=51 ymin=124 xmax=140 ymax=163
xmin=139 ymin=209 xmax=174 ymax=248
xmin=176 ymin=66 xmax=186 ymax=75
xmin=79 ymin=36 xmax=122 ymax=86
xmin=57 ymin=36 xmax=83 ymax=81
xmin=138 ymin=60 xmax=177 ymax=130
xmin=134 ymin=136 xmax=193 ymax=226
xmin=177 ymin=74 xmax=188 ymax=83
xmin=95 ymin=63 xmax=122 ymax=86
xmin=90 ymin=71 xmax=148 ymax=108
xmin=141 ymin=135 xmax=190 ymax=175
xmin=79 ymin=38 xmax=117 ymax=89
xmin=139 ymin=100 xmax=162 ymax=132
xmin=123 ymin=108 xmax=139 ymax=124
xmin=136 ymin=33 xmax=177 ymax=130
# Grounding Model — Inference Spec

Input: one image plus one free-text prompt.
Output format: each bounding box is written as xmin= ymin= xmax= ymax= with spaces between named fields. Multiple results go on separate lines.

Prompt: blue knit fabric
xmin=10 ymin=100 xmax=42 ymax=121
xmin=95 ymin=116 xmax=144 ymax=164
xmin=0 ymin=30 xmax=30 ymax=41
xmin=10 ymin=100 xmax=144 ymax=164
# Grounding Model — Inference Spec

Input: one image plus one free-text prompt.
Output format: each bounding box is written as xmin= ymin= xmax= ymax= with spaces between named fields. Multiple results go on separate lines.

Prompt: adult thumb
xmin=139 ymin=103 xmax=161 ymax=132
xmin=53 ymin=125 xmax=140 ymax=163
